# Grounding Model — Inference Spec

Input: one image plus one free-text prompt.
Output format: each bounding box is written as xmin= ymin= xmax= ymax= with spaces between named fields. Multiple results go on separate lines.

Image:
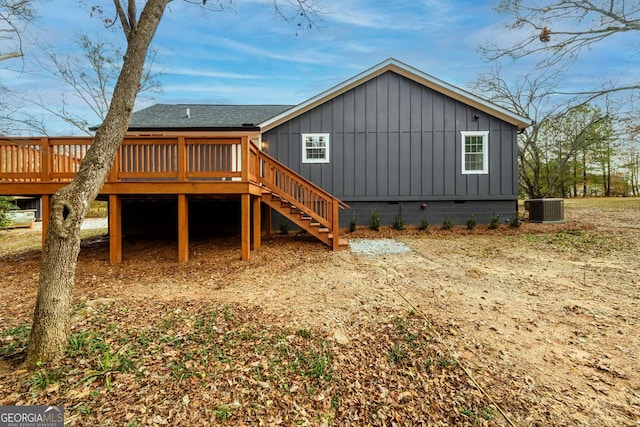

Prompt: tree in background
xmin=487 ymin=1 xmax=640 ymax=84
xmin=23 ymin=0 xmax=322 ymax=368
xmin=479 ymin=0 xmax=640 ymax=198
xmin=538 ymin=104 xmax=615 ymax=197
xmin=0 ymin=196 xmax=17 ymax=229
xmin=473 ymin=66 xmax=620 ymax=198
xmin=622 ymin=126 xmax=640 ymax=196
xmin=0 ymin=0 xmax=32 ymax=61
xmin=472 ymin=66 xmax=560 ymax=198
xmin=4 ymin=35 xmax=162 ymax=135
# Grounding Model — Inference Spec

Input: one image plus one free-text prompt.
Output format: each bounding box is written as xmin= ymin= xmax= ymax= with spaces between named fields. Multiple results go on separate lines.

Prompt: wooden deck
xmin=0 ymin=135 xmax=347 ymax=263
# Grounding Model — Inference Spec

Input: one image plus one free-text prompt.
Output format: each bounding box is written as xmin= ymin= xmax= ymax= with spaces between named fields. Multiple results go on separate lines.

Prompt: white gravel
xmin=32 ymin=217 xmax=108 ymax=231
xmin=348 ymin=238 xmax=411 ymax=256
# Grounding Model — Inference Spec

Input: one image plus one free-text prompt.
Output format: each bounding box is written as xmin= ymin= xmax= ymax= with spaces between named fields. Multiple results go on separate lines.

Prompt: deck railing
xmin=257 ymin=149 xmax=347 ymax=232
xmin=0 ymin=136 xmax=251 ymax=183
xmin=1 ymin=135 xmax=346 ymax=242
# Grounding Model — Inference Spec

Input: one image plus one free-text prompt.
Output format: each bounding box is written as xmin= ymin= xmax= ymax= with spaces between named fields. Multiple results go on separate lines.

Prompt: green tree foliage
xmin=0 ymin=196 xmax=17 ymax=229
xmin=534 ymin=104 xmax=615 ymax=197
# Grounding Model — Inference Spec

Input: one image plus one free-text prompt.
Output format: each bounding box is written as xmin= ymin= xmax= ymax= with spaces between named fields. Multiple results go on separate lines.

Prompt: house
xmin=0 ymin=58 xmax=531 ymax=263
xmin=130 ymin=58 xmax=531 ymax=226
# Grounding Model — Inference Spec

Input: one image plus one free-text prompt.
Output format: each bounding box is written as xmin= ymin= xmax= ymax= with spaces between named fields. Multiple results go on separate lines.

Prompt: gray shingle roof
xmin=128 ymin=104 xmax=294 ymax=130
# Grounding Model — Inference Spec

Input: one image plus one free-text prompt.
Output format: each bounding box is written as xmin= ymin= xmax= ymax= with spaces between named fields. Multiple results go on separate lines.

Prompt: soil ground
xmin=0 ymin=197 xmax=638 ymax=426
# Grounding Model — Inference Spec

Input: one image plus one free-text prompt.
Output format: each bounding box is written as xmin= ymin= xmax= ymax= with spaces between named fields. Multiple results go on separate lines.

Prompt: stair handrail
xmin=258 ymin=149 xmax=349 ymax=227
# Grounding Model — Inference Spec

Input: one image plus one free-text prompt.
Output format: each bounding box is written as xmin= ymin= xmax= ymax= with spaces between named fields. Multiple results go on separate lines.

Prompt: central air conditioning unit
xmin=524 ymin=198 xmax=565 ymax=223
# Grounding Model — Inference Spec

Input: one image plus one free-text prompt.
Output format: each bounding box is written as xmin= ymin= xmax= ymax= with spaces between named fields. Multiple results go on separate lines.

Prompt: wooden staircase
xmin=262 ymin=192 xmax=348 ymax=250
xmin=258 ymin=150 xmax=349 ymax=251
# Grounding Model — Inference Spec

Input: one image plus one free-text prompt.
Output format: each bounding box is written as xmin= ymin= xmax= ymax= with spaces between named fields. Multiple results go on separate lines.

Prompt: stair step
xmin=264 ymin=190 xmax=344 ymax=251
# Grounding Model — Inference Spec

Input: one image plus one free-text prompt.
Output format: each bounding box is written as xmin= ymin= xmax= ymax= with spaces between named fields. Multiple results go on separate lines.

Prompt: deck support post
xmin=252 ymin=195 xmax=261 ymax=250
xmin=241 ymin=193 xmax=250 ymax=260
xmin=332 ymin=200 xmax=340 ymax=251
xmin=178 ymin=194 xmax=189 ymax=263
xmin=41 ymin=194 xmax=50 ymax=248
xmin=109 ymin=195 xmax=122 ymax=264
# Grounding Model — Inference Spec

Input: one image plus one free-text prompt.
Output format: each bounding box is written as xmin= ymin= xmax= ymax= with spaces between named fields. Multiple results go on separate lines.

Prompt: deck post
xmin=252 ymin=195 xmax=261 ymax=250
xmin=109 ymin=195 xmax=122 ymax=264
xmin=241 ymin=193 xmax=250 ymax=260
xmin=241 ymin=136 xmax=250 ymax=182
xmin=332 ymin=199 xmax=340 ymax=251
xmin=41 ymin=194 xmax=50 ymax=247
xmin=178 ymin=194 xmax=189 ymax=263
xmin=108 ymin=148 xmax=120 ymax=183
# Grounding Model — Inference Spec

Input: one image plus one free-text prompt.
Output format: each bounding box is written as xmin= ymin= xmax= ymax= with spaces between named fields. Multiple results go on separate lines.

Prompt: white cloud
xmin=161 ymin=66 xmax=265 ymax=80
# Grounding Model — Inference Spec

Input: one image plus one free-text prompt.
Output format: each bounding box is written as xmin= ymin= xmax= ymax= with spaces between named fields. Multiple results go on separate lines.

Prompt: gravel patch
xmin=31 ymin=218 xmax=108 ymax=231
xmin=348 ymin=238 xmax=411 ymax=256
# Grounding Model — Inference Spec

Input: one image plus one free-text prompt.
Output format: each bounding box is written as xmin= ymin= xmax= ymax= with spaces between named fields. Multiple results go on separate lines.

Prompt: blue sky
xmin=2 ymin=0 xmax=638 ymax=134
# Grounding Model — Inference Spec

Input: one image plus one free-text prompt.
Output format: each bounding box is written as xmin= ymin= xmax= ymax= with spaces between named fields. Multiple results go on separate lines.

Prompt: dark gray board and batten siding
xmin=262 ymin=71 xmax=519 ymax=225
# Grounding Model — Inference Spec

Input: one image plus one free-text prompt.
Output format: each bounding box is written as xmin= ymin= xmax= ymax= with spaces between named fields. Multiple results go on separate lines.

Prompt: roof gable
xmin=259 ymin=58 xmax=531 ymax=131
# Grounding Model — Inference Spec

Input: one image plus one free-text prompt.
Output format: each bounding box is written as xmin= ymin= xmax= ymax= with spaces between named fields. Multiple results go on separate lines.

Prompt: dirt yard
xmin=0 ymin=198 xmax=638 ymax=426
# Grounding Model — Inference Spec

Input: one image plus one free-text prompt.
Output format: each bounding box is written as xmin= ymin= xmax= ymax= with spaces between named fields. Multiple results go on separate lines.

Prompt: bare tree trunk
xmin=631 ymin=153 xmax=640 ymax=196
xmin=572 ymin=155 xmax=577 ymax=197
xmin=582 ymin=149 xmax=587 ymax=197
xmin=23 ymin=0 xmax=171 ymax=368
xmin=606 ymin=154 xmax=611 ymax=197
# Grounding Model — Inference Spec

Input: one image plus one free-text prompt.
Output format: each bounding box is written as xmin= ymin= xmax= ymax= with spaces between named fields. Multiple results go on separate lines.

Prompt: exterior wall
xmin=339 ymin=200 xmax=517 ymax=228
xmin=262 ymin=71 xmax=519 ymax=224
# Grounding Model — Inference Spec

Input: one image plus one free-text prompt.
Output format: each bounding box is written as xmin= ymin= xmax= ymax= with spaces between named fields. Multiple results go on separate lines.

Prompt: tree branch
xmin=113 ymin=0 xmax=132 ymax=41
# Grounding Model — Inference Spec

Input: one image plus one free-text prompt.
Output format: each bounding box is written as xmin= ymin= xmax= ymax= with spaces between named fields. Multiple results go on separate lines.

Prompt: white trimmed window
xmin=461 ymin=131 xmax=489 ymax=174
xmin=302 ymin=133 xmax=330 ymax=163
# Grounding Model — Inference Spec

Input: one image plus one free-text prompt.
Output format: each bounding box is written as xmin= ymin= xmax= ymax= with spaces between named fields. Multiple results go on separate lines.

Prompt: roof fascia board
xmin=259 ymin=58 xmax=532 ymax=132
xmin=126 ymin=130 xmax=261 ymax=138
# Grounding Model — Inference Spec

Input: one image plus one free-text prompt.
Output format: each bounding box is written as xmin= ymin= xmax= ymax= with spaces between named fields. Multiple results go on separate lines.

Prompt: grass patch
xmin=523 ymin=230 xmax=620 ymax=255
xmin=0 ymin=324 xmax=30 ymax=358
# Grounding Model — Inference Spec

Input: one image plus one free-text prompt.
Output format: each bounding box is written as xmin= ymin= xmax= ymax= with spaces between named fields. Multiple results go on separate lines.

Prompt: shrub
xmin=442 ymin=217 xmax=455 ymax=230
xmin=489 ymin=212 xmax=500 ymax=229
xmin=418 ymin=216 xmax=429 ymax=231
xmin=369 ymin=209 xmax=381 ymax=231
xmin=0 ymin=196 xmax=17 ymax=230
xmin=466 ymin=213 xmax=477 ymax=230
xmin=509 ymin=212 xmax=522 ymax=228
xmin=348 ymin=212 xmax=357 ymax=233
xmin=392 ymin=208 xmax=405 ymax=231
xmin=278 ymin=219 xmax=290 ymax=235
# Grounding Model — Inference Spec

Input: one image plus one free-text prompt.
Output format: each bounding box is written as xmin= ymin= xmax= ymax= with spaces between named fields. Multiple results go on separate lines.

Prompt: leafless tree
xmin=24 ymin=0 xmax=323 ymax=369
xmin=2 ymin=34 xmax=161 ymax=135
xmin=472 ymin=66 xmax=560 ymax=197
xmin=473 ymin=66 xmax=618 ymax=198
xmin=0 ymin=0 xmax=32 ymax=62
xmin=486 ymin=1 xmax=640 ymax=65
xmin=484 ymin=0 xmax=640 ymax=101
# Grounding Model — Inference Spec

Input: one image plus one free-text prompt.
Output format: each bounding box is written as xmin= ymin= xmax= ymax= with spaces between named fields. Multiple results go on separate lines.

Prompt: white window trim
xmin=301 ymin=133 xmax=330 ymax=164
xmin=461 ymin=131 xmax=489 ymax=174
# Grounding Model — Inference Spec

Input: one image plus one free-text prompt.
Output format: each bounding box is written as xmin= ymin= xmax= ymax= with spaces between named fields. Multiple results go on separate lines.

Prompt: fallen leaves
xmin=0 ymin=301 xmax=497 ymax=426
